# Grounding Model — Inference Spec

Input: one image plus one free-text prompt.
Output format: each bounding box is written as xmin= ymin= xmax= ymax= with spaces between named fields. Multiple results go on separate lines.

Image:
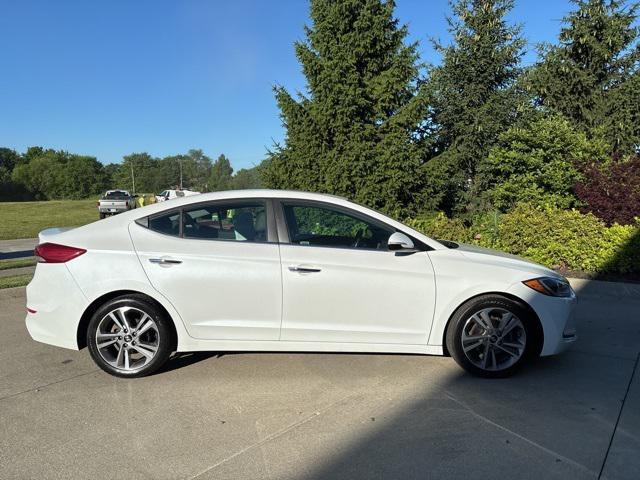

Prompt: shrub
xmin=406 ymin=203 xmax=640 ymax=274
xmin=575 ymin=155 xmax=640 ymax=226
xmin=479 ymin=115 xmax=609 ymax=211
xmin=495 ymin=204 xmax=612 ymax=272
xmin=405 ymin=213 xmax=473 ymax=244
xmin=603 ymin=222 xmax=640 ymax=274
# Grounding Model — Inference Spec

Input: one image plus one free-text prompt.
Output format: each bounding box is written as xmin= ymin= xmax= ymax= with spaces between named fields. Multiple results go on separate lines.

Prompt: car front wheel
xmin=87 ymin=295 xmax=174 ymax=378
xmin=446 ymin=295 xmax=541 ymax=378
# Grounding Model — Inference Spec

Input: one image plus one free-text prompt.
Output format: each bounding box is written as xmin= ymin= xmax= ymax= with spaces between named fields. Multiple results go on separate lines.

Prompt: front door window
xmin=282 ymin=203 xmax=393 ymax=250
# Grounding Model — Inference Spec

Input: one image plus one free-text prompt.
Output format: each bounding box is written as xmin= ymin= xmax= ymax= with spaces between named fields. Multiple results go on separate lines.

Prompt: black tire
xmin=87 ymin=294 xmax=175 ymax=378
xmin=445 ymin=294 xmax=542 ymax=378
xmin=99 ymin=212 xmax=106 ymax=219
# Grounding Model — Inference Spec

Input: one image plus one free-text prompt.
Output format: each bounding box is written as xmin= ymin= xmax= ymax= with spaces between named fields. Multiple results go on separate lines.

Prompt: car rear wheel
xmin=87 ymin=295 xmax=174 ymax=378
xmin=446 ymin=295 xmax=541 ymax=378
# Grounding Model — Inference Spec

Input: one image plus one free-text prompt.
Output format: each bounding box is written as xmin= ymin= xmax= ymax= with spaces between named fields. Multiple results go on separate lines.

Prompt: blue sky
xmin=0 ymin=0 xmax=574 ymax=169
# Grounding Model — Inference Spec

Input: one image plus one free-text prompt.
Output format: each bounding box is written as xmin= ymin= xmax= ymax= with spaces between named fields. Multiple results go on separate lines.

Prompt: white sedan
xmin=26 ymin=190 xmax=577 ymax=378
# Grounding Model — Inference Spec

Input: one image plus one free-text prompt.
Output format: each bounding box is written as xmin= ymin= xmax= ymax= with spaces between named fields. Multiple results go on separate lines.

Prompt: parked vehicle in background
xmin=156 ymin=189 xmax=200 ymax=202
xmin=97 ymin=190 xmax=136 ymax=219
xmin=26 ymin=190 xmax=577 ymax=379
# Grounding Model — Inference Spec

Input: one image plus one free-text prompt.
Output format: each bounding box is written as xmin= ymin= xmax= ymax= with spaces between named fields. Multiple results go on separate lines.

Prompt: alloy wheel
xmin=95 ymin=306 xmax=160 ymax=372
xmin=461 ymin=307 xmax=526 ymax=372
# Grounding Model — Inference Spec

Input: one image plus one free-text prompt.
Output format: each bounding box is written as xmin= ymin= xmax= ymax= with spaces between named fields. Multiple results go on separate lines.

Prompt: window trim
xmin=273 ymin=198 xmax=428 ymax=252
xmin=137 ymin=198 xmax=278 ymax=244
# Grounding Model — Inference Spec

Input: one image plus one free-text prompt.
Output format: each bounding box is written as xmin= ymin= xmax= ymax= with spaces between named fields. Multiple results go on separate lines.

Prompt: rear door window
xmin=183 ymin=202 xmax=268 ymax=242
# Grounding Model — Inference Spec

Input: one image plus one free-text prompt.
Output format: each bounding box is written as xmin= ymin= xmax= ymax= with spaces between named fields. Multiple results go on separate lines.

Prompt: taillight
xmin=34 ymin=243 xmax=86 ymax=263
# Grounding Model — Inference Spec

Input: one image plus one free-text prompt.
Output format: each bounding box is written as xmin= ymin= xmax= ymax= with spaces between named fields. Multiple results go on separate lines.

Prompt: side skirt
xmin=175 ymin=339 xmax=443 ymax=356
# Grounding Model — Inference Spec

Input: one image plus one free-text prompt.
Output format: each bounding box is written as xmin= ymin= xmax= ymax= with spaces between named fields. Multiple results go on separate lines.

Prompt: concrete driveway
xmin=0 ymin=280 xmax=638 ymax=480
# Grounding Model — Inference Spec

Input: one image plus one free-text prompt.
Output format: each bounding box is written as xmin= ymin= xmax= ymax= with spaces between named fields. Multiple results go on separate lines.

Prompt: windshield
xmin=103 ymin=191 xmax=129 ymax=199
xmin=436 ymin=239 xmax=459 ymax=249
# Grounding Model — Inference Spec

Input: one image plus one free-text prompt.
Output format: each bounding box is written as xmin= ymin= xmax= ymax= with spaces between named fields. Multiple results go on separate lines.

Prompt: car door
xmin=129 ymin=199 xmax=282 ymax=340
xmin=276 ymin=200 xmax=436 ymax=345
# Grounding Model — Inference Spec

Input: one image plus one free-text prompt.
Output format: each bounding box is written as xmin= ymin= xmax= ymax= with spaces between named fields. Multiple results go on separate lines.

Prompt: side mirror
xmin=388 ymin=232 xmax=415 ymax=251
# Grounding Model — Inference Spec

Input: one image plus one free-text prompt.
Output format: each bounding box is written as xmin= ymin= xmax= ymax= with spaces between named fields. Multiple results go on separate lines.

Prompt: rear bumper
xmin=508 ymin=282 xmax=578 ymax=356
xmin=25 ymin=264 xmax=88 ymax=350
xmin=98 ymin=207 xmax=128 ymax=213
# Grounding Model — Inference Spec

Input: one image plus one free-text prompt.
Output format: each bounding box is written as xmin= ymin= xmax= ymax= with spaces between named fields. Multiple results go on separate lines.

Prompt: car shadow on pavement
xmin=293 ymin=278 xmax=640 ymax=480
xmin=156 ymin=352 xmax=224 ymax=374
xmin=298 ymin=353 xmax=635 ymax=480
xmin=0 ymin=249 xmax=35 ymax=260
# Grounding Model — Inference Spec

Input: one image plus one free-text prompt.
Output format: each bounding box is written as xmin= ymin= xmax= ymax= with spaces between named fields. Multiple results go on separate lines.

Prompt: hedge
xmin=406 ymin=204 xmax=640 ymax=274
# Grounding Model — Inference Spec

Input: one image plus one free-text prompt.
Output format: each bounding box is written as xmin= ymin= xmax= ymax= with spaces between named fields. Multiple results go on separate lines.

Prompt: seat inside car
xmin=254 ymin=210 xmax=267 ymax=241
xmin=233 ymin=211 xmax=256 ymax=241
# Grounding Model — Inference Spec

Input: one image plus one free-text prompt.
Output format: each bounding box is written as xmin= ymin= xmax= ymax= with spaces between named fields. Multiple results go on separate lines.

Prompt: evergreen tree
xmin=527 ymin=0 xmax=640 ymax=152
xmin=424 ymin=0 xmax=526 ymax=214
xmin=209 ymin=154 xmax=234 ymax=191
xmin=262 ymin=0 xmax=428 ymax=216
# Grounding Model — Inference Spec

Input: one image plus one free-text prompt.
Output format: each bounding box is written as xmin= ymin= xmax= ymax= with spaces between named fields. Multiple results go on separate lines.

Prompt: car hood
xmin=453 ymin=242 xmax=562 ymax=279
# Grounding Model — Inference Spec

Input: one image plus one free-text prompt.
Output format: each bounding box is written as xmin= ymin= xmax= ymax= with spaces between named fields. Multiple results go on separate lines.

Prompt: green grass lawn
xmin=0 ymin=273 xmax=32 ymax=289
xmin=0 ymin=258 xmax=36 ymax=270
xmin=0 ymin=199 xmax=98 ymax=240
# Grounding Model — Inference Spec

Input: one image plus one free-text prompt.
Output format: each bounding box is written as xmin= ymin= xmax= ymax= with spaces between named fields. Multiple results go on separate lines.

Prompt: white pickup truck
xmin=98 ymin=190 xmax=136 ymax=219
xmin=155 ymin=189 xmax=200 ymax=202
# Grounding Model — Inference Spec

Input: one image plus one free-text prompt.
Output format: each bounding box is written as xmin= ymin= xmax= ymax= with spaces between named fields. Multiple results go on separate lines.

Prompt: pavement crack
xmin=0 ymin=369 xmax=99 ymax=401
xmin=444 ymin=391 xmax=598 ymax=477
xmin=597 ymin=350 xmax=640 ymax=480
xmin=185 ymin=392 xmax=356 ymax=480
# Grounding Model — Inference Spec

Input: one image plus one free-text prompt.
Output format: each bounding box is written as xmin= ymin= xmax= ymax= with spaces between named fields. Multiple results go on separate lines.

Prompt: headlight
xmin=523 ymin=276 xmax=573 ymax=297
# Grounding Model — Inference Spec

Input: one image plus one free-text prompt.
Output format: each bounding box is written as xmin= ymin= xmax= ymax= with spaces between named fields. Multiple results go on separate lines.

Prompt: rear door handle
xmin=149 ymin=257 xmax=182 ymax=265
xmin=288 ymin=265 xmax=322 ymax=273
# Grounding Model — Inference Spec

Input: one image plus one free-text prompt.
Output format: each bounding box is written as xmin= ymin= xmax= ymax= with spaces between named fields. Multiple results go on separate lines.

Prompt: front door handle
xmin=288 ymin=265 xmax=322 ymax=273
xmin=149 ymin=257 xmax=182 ymax=265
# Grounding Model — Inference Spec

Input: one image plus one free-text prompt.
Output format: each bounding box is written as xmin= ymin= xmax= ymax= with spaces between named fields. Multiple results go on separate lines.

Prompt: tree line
xmin=263 ymin=0 xmax=640 ymax=225
xmin=2 ymin=0 xmax=638 ymax=226
xmin=0 ymin=147 xmax=262 ymax=201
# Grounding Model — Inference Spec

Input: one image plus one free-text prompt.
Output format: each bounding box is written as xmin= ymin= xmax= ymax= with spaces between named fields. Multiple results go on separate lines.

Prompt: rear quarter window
xmin=148 ymin=211 xmax=181 ymax=236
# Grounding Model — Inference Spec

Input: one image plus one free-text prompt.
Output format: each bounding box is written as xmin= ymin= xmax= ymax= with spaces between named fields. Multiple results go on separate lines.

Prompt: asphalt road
xmin=0 ymin=280 xmax=638 ymax=480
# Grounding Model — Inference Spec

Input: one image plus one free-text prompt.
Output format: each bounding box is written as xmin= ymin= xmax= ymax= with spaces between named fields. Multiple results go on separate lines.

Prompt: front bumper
xmin=25 ymin=264 xmax=88 ymax=350
xmin=508 ymin=281 xmax=578 ymax=356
